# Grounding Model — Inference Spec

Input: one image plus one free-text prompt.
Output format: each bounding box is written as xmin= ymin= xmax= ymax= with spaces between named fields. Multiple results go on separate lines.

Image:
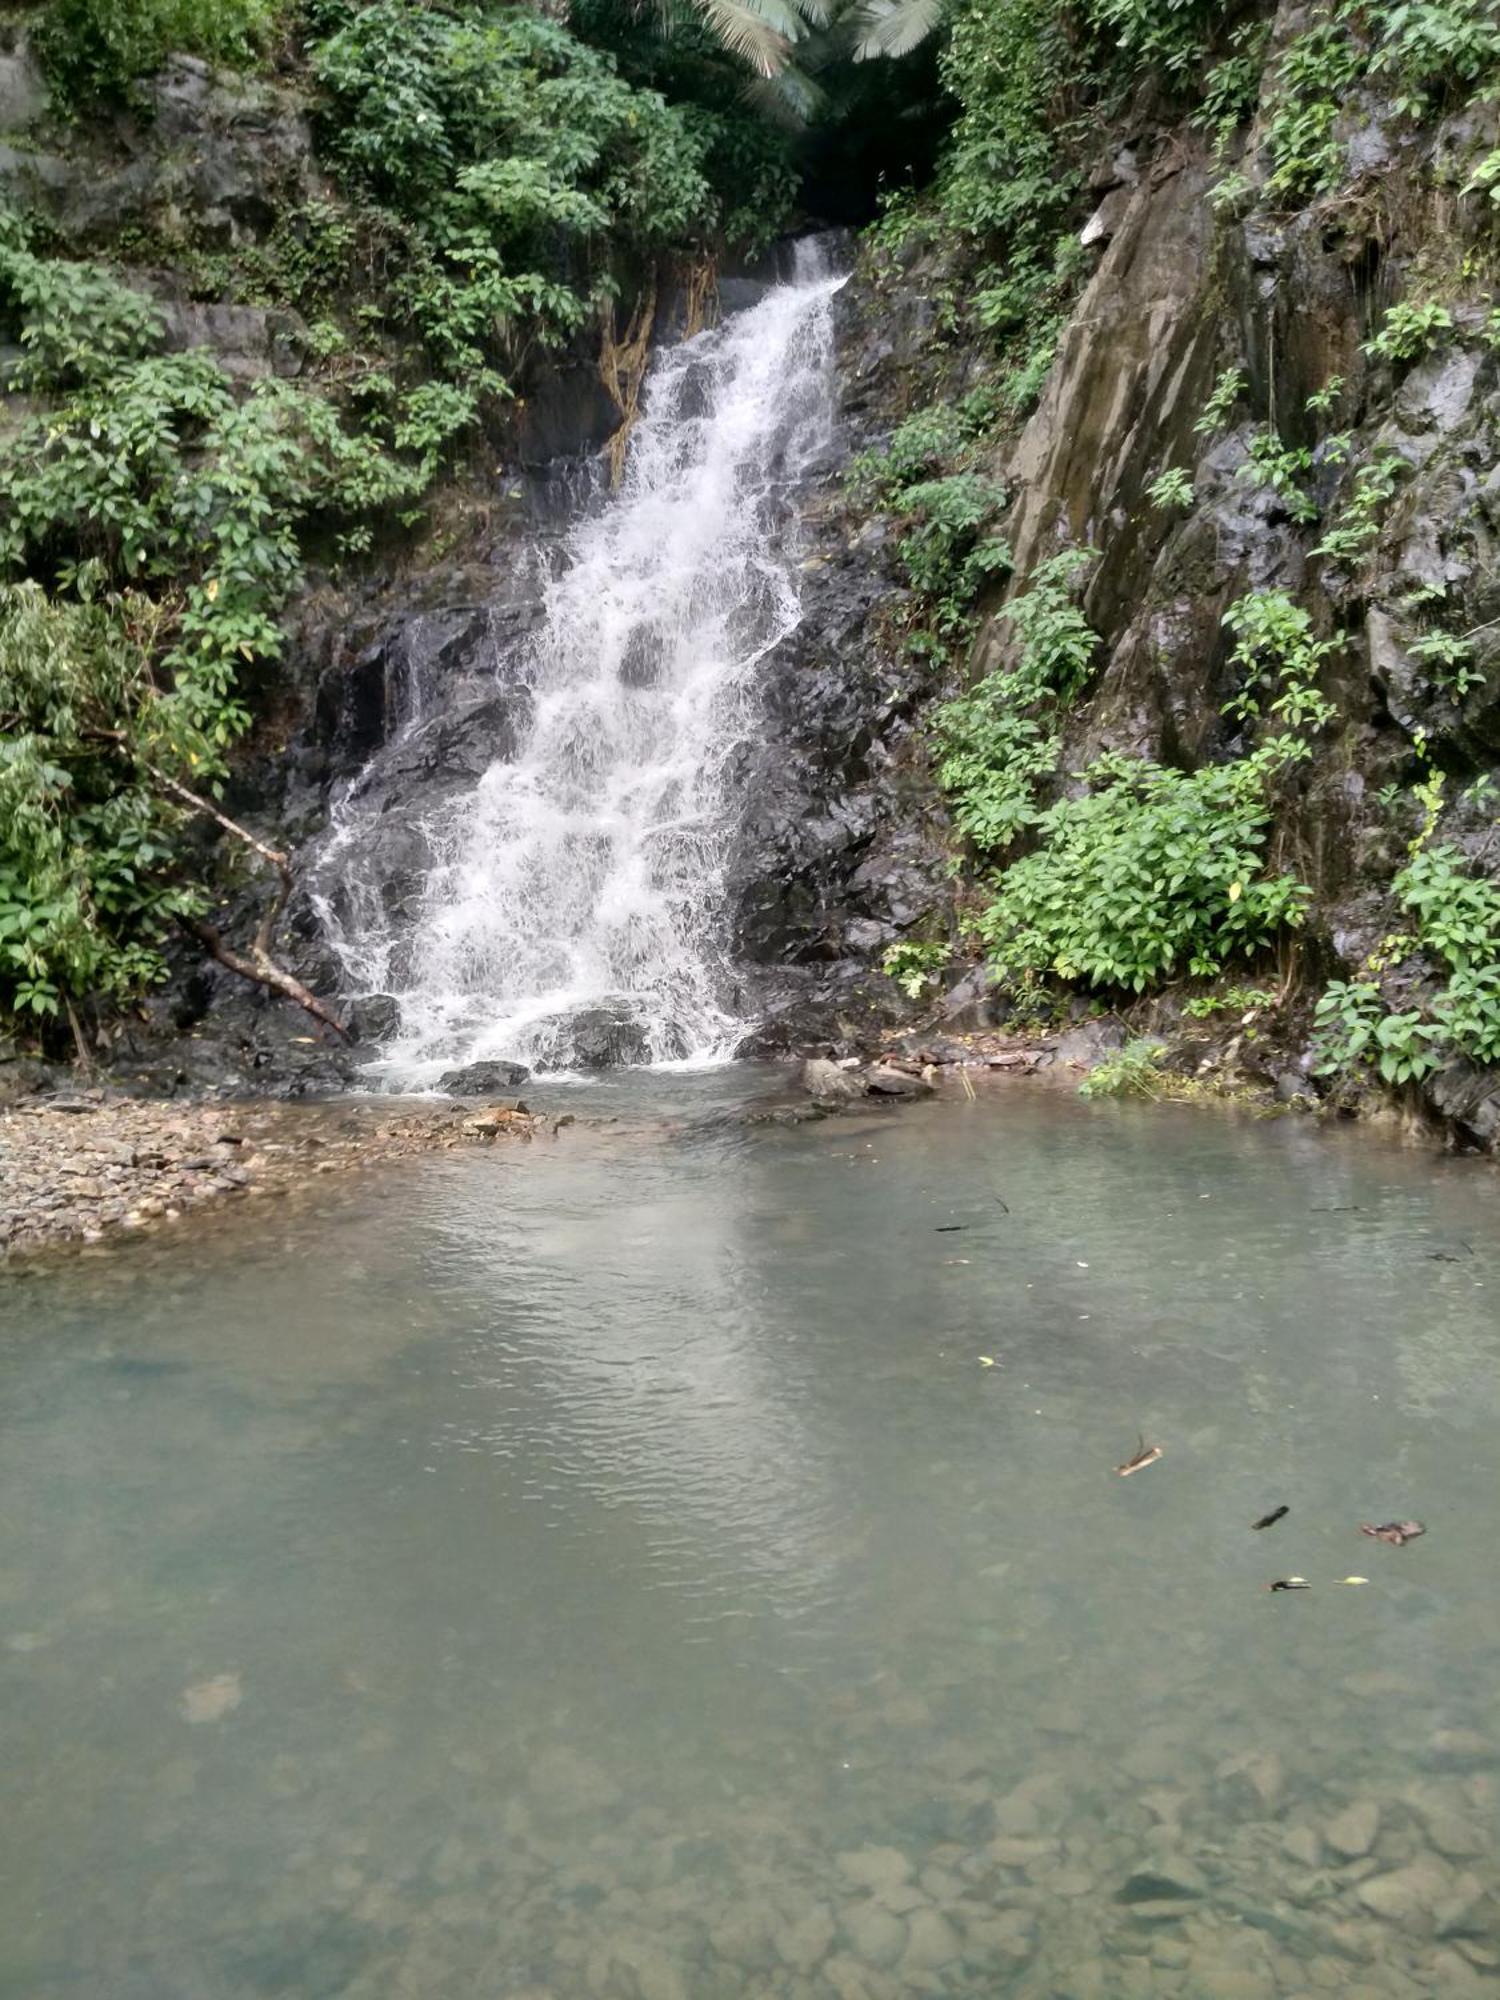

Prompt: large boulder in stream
xmin=568 ymin=1009 xmax=651 ymax=1068
xmin=438 ymin=1059 xmax=532 ymax=1094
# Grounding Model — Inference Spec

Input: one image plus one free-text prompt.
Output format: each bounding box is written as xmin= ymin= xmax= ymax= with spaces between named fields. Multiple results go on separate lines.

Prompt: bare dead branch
xmin=183 ymin=913 xmax=350 ymax=1042
xmin=84 ymin=727 xmax=349 ymax=1040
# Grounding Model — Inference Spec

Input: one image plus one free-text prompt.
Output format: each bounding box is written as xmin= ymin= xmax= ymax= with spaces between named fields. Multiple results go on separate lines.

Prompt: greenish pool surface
xmin=2 ymin=1079 xmax=1497 ymax=1999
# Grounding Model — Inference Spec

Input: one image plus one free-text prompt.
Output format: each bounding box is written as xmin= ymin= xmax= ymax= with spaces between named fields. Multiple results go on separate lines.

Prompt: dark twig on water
xmin=1252 ymin=1505 xmax=1289 ymax=1530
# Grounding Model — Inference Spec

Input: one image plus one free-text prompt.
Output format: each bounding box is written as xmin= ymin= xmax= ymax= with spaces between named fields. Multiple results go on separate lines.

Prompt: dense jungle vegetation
xmin=4 ymin=0 xmax=1500 ymax=1113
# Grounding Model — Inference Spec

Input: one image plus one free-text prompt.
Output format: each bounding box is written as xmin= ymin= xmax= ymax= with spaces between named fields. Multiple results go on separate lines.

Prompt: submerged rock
xmin=438 ymin=1059 xmax=532 ymax=1094
xmin=1324 ymin=1798 xmax=1381 ymax=1859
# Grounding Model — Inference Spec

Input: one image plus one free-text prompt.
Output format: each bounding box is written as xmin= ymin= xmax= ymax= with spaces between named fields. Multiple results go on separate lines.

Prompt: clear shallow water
xmin=2 ymin=1081 xmax=1498 ymax=2000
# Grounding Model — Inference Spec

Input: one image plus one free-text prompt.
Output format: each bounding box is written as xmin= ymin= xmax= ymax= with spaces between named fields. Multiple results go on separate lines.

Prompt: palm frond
xmin=850 ymin=0 xmax=945 ymax=60
xmin=692 ymin=0 xmax=798 ymax=73
xmin=742 ymin=57 xmax=829 ymax=121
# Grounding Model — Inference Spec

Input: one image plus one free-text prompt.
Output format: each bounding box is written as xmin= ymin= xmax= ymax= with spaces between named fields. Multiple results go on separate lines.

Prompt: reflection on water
xmin=2 ymin=1081 xmax=1498 ymax=1999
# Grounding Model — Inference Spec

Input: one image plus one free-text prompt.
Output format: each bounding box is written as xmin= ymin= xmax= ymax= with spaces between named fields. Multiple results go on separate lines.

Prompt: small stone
xmin=1423 ymin=1813 xmax=1485 ymax=1860
xmin=1117 ymin=1861 xmax=1205 ymax=1903
xmin=901 ymin=1908 xmax=961 ymax=1974
xmin=1217 ymin=1748 xmax=1285 ymax=1813
xmin=803 ymin=1059 xmax=865 ymax=1107
xmin=836 ymin=1847 xmax=912 ymax=1895
xmin=1429 ymin=1729 xmax=1497 ymax=1770
xmin=990 ymin=1788 xmax=1042 ymax=1836
xmin=779 ymin=1906 xmax=836 ymax=1974
xmin=1325 ymin=1799 xmax=1381 ymax=1859
xmin=1049 ymin=1869 xmax=1094 ymax=1897
xmin=844 ymin=1902 xmax=906 ymax=1969
xmin=987 ymin=1837 xmax=1059 ymax=1869
xmin=1357 ymin=1860 xmax=1449 ymax=1923
xmin=1282 ymin=1824 xmax=1323 ymax=1868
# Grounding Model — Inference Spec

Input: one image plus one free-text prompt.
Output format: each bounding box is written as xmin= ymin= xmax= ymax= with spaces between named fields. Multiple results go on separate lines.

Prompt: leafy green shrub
xmin=1236 ymin=430 xmax=1317 ymax=523
xmin=1147 ymin=467 xmax=1195 ymax=510
xmin=882 ymin=938 xmax=951 ymax=998
xmin=1221 ymin=589 xmax=1338 ymax=735
xmin=934 ymin=550 xmax=1095 ymax=847
xmin=307 ymin=0 xmax=789 ymax=398
xmin=1194 ymin=366 xmax=1245 ymax=438
xmin=0 ymin=584 xmax=199 ymax=1018
xmin=1371 ymin=0 xmax=1500 ymax=109
xmin=973 ymin=749 xmax=1310 ymax=991
xmin=1313 ymin=980 xmax=1447 ymax=1084
xmin=893 ymin=474 xmax=1012 ymax=606
xmin=0 ymin=234 xmax=416 ymax=1024
xmin=1315 ymin=843 xmax=1500 ymax=1084
xmin=846 ymin=405 xmax=967 ymax=506
xmin=1363 ymin=298 xmax=1455 ymax=362
xmin=37 ymin=0 xmax=280 ymax=100
xmin=1312 ymin=447 xmax=1405 ymax=564
xmin=1264 ymin=14 xmax=1364 ymax=199
xmin=1078 ymin=1038 xmax=1168 ymax=1099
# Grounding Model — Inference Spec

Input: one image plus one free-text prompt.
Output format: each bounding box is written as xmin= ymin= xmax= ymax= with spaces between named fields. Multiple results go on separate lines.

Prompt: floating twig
xmin=1115 ymin=1437 xmax=1163 ymax=1477
xmin=1252 ymin=1505 xmax=1289 ymax=1531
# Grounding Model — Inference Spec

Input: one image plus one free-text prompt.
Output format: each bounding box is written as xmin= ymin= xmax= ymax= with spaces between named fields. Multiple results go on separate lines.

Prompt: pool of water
xmin=2 ymin=1079 xmax=1497 ymax=1999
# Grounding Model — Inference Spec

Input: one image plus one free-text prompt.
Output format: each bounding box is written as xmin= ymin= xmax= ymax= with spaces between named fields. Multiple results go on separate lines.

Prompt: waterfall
xmin=325 ymin=239 xmax=845 ymax=1085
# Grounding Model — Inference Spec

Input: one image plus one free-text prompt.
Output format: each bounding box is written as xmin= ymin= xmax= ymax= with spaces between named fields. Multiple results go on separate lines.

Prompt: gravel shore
xmin=0 ymin=1093 xmax=552 ymax=1259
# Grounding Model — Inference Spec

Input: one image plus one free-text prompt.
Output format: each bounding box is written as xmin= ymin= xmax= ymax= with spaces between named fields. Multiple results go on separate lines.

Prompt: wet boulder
xmin=438 ymin=1059 xmax=532 ymax=1094
xmin=567 ymin=1008 xmax=651 ymax=1068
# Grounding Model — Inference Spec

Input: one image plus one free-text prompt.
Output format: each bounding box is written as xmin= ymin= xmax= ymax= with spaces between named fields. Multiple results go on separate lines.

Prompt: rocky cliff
xmin=740 ymin=2 xmax=1500 ymax=1150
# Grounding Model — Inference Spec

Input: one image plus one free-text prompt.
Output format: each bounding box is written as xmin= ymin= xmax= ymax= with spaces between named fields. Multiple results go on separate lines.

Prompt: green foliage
xmin=846 ymin=404 xmax=968 ymax=506
xmin=882 ymin=938 xmax=951 ymax=997
xmin=1222 ymin=589 xmax=1339 ymax=736
xmin=1147 ymin=467 xmax=1195 ymax=510
xmin=1315 ymin=843 xmax=1500 ymax=1083
xmin=1194 ymin=365 xmax=1245 ymax=437
xmin=1312 ymin=447 xmax=1404 ymax=564
xmin=973 ymin=748 xmax=1310 ymax=990
xmin=1237 ymin=430 xmax=1318 ymax=523
xmin=0 ymin=228 xmax=415 ymax=1025
xmin=934 ymin=550 xmax=1095 ymax=848
xmin=36 ymin=0 xmax=280 ymax=101
xmin=300 ymin=0 xmax=795 ymax=425
xmin=1370 ymin=0 xmax=1500 ymax=110
xmin=1182 ymin=984 xmax=1273 ymax=1018
xmin=1199 ymin=19 xmax=1272 ymax=147
xmin=1363 ymin=297 xmax=1455 ymax=362
xmin=1409 ymin=627 xmax=1483 ymax=700
xmin=0 ymin=584 xmax=198 ymax=1019
xmin=894 ymin=475 xmax=1012 ymax=606
xmin=1078 ymin=1038 xmax=1167 ymax=1099
xmin=1313 ymin=980 xmax=1446 ymax=1084
xmin=1264 ymin=12 xmax=1364 ymax=200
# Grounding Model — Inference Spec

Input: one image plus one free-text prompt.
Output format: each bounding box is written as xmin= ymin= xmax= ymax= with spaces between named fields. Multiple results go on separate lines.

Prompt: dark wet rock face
xmin=438 ymin=1060 xmax=532 ymax=1095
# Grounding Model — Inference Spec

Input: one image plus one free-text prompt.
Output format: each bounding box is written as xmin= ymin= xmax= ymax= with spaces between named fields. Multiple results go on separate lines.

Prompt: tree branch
xmin=85 ymin=728 xmax=350 ymax=1040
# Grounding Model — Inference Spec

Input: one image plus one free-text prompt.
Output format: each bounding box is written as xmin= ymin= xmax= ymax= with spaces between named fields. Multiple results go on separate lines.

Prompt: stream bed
xmin=2 ymin=1077 xmax=1497 ymax=1999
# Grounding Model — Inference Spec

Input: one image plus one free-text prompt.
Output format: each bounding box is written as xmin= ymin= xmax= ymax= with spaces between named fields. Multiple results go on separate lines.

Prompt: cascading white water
xmin=335 ymin=241 xmax=844 ymax=1083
